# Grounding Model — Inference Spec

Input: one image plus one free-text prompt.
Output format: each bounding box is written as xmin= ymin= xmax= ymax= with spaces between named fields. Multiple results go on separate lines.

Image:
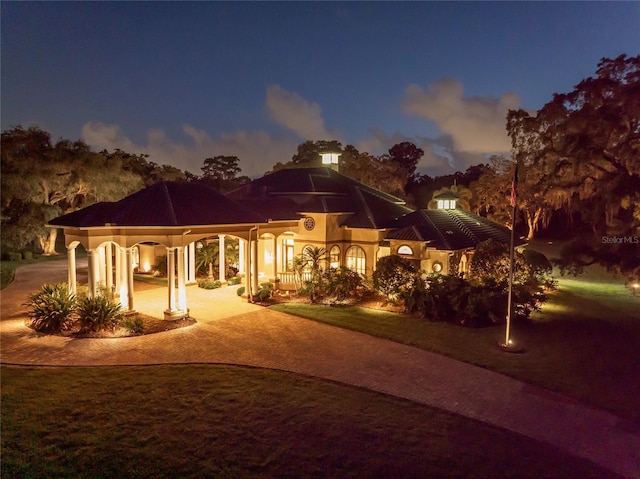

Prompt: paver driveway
xmin=1 ymin=259 xmax=639 ymax=478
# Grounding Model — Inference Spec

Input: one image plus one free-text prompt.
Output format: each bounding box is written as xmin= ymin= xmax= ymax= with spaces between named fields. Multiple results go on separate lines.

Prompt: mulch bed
xmin=29 ymin=314 xmax=197 ymax=339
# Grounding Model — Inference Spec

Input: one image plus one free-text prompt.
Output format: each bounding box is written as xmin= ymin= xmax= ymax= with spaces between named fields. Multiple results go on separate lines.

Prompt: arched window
xmin=397 ymin=245 xmax=413 ymax=255
xmin=346 ymin=246 xmax=366 ymax=275
xmin=329 ymin=245 xmax=340 ymax=269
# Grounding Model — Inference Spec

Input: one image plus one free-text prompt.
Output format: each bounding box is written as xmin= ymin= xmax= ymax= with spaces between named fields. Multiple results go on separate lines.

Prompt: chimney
xmin=320 ymin=152 xmax=341 ymax=172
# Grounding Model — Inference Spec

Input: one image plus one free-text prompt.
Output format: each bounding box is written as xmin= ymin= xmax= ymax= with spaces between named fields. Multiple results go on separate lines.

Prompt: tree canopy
xmin=507 ymin=54 xmax=640 ymax=276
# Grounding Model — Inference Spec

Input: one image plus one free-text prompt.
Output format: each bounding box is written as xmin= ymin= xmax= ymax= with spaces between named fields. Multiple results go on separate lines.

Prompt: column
xmin=87 ymin=249 xmax=97 ymax=298
xmin=188 ymin=242 xmax=196 ymax=283
xmin=218 ymin=234 xmax=226 ymax=283
xmin=270 ymin=236 xmax=278 ymax=281
xmin=177 ymin=246 xmax=187 ymax=312
xmin=166 ymin=248 xmax=176 ymax=313
xmin=125 ymin=247 xmax=135 ymax=311
xmin=105 ymin=243 xmax=113 ymax=294
xmin=97 ymin=245 xmax=106 ymax=291
xmin=67 ymin=246 xmax=77 ymax=295
xmin=244 ymin=237 xmax=251 ymax=299
xmin=238 ymin=239 xmax=245 ymax=273
xmin=114 ymin=245 xmax=122 ymax=293
xmin=251 ymin=236 xmax=259 ymax=293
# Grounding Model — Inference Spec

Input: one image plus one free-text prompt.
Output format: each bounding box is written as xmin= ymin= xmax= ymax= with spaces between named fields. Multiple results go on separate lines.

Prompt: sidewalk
xmin=2 ymin=260 xmax=639 ymax=478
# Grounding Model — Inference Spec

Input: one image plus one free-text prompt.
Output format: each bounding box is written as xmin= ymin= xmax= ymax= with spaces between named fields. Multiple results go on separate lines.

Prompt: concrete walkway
xmin=2 ymin=260 xmax=639 ymax=479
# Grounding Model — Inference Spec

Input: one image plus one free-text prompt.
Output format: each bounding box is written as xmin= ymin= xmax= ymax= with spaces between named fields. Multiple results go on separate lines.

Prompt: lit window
xmin=346 ymin=246 xmax=366 ymax=275
xmin=321 ymin=152 xmax=340 ymax=165
xmin=397 ymin=245 xmax=413 ymax=255
xmin=282 ymin=237 xmax=295 ymax=271
xmin=330 ymin=245 xmax=340 ymax=269
xmin=437 ymin=200 xmax=444 ymax=209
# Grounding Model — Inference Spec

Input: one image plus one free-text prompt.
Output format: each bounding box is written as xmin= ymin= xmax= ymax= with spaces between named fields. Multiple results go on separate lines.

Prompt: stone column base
xmin=164 ymin=309 xmax=187 ymax=320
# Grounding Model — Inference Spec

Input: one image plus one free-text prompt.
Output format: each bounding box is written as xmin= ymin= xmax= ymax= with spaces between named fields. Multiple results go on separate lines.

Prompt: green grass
xmin=1 ymin=364 xmax=620 ymax=479
xmin=271 ymin=269 xmax=640 ymax=421
xmin=133 ymin=273 xmax=168 ymax=286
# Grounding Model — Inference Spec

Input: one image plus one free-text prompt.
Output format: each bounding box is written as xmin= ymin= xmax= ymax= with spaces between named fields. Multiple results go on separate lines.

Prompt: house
xmin=48 ymin=154 xmax=518 ymax=318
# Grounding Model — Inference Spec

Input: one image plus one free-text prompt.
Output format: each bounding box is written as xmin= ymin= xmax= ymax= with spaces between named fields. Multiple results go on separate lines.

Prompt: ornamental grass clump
xmin=23 ymin=283 xmax=76 ymax=333
xmin=76 ymin=294 xmax=123 ymax=333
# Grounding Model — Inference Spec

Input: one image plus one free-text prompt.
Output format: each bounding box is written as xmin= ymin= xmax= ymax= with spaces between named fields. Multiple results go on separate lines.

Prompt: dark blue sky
xmin=2 ymin=2 xmax=638 ymax=177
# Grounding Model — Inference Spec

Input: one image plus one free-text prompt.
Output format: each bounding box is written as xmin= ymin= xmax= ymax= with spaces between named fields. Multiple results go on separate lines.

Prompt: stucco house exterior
xmin=48 ymin=155 xmax=517 ymax=319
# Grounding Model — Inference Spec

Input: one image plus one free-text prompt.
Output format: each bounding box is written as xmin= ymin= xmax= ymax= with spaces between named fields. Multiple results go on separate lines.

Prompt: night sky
xmin=2 ymin=1 xmax=638 ymax=178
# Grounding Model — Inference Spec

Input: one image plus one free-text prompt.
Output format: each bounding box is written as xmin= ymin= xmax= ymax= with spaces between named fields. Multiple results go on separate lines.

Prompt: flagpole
xmin=501 ymin=160 xmax=521 ymax=352
xmin=504 ymin=192 xmax=517 ymax=347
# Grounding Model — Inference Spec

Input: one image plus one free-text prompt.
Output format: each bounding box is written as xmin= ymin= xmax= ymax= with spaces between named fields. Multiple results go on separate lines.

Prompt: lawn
xmin=0 ymin=364 xmax=620 ymax=479
xmin=271 ymin=265 xmax=640 ymax=421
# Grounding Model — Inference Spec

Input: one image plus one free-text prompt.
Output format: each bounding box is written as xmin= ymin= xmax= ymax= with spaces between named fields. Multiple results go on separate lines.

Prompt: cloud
xmin=402 ymin=77 xmax=521 ymax=154
xmin=266 ymin=84 xmax=340 ymax=141
xmin=81 ymin=122 xmax=297 ymax=178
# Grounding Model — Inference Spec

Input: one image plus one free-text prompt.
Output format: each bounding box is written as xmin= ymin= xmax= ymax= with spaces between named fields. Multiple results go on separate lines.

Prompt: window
xmin=282 ymin=238 xmax=295 ymax=271
xmin=346 ymin=246 xmax=366 ymax=275
xmin=329 ymin=245 xmax=340 ymax=269
xmin=397 ymin=245 xmax=413 ymax=255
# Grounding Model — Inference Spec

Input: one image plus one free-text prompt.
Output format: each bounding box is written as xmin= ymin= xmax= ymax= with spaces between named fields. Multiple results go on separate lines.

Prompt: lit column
xmin=177 ymin=246 xmax=187 ymax=312
xmin=270 ymin=236 xmax=278 ymax=281
xmin=251 ymin=236 xmax=259 ymax=293
xmin=87 ymin=249 xmax=97 ymax=298
xmin=97 ymin=245 xmax=106 ymax=291
xmin=238 ymin=239 xmax=245 ymax=273
xmin=114 ymin=244 xmax=122 ymax=293
xmin=244 ymin=237 xmax=251 ymax=299
xmin=218 ymin=234 xmax=226 ymax=283
xmin=166 ymin=248 xmax=176 ymax=314
xmin=105 ymin=243 xmax=113 ymax=294
xmin=67 ymin=246 xmax=77 ymax=294
xmin=188 ymin=242 xmax=196 ymax=283
xmin=125 ymin=247 xmax=135 ymax=311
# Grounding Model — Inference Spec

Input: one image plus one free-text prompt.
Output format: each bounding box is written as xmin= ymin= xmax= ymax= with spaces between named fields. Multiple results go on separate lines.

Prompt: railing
xmin=277 ymin=271 xmax=312 ymax=284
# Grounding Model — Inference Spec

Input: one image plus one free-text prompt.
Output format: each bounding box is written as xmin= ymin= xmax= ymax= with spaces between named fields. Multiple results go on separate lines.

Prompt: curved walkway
xmin=2 ymin=260 xmax=639 ymax=479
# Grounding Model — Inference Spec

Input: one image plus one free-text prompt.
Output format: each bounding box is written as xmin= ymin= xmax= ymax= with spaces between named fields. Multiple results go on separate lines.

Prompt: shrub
xmin=7 ymin=252 xmax=22 ymax=262
xmin=154 ymin=255 xmax=168 ymax=276
xmin=227 ymin=276 xmax=241 ymax=286
xmin=23 ymin=283 xmax=76 ymax=333
xmin=198 ymin=279 xmax=221 ymax=289
xmin=77 ymin=294 xmax=123 ymax=332
xmin=257 ymin=282 xmax=274 ymax=302
xmin=22 ymin=251 xmax=33 ymax=260
xmin=373 ymin=255 xmax=416 ymax=302
xmin=122 ymin=314 xmax=145 ymax=335
xmin=323 ymin=267 xmax=364 ymax=302
xmin=237 ymin=286 xmax=246 ymax=297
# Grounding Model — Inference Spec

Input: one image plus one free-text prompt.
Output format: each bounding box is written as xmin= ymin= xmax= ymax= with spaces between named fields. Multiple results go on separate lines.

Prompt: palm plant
xmin=23 ymin=283 xmax=76 ymax=333
xmin=196 ymin=243 xmax=217 ymax=279
xmin=302 ymin=246 xmax=327 ymax=302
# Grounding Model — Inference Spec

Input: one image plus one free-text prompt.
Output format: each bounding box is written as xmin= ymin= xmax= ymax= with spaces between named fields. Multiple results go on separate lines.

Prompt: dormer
xmin=433 ymin=190 xmax=458 ymax=210
xmin=320 ymin=152 xmax=341 ymax=172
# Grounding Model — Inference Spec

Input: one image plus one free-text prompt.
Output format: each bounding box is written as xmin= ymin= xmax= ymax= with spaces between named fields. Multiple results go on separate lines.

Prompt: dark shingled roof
xmin=49 ymin=181 xmax=267 ymax=227
xmin=228 ymin=167 xmax=412 ymax=228
xmin=387 ymin=208 xmax=524 ymax=250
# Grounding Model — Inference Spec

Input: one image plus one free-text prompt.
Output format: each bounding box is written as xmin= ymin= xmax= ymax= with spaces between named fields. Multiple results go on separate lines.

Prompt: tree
xmin=196 ymin=243 xmax=217 ymax=279
xmin=1 ymin=127 xmax=143 ymax=254
xmin=302 ymin=246 xmax=327 ymax=302
xmin=201 ymin=155 xmax=249 ymax=192
xmin=508 ymin=54 xmax=640 ymax=275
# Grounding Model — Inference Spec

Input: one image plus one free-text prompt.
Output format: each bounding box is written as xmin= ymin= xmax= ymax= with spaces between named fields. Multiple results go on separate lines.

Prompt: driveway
xmin=1 ymin=259 xmax=639 ymax=479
